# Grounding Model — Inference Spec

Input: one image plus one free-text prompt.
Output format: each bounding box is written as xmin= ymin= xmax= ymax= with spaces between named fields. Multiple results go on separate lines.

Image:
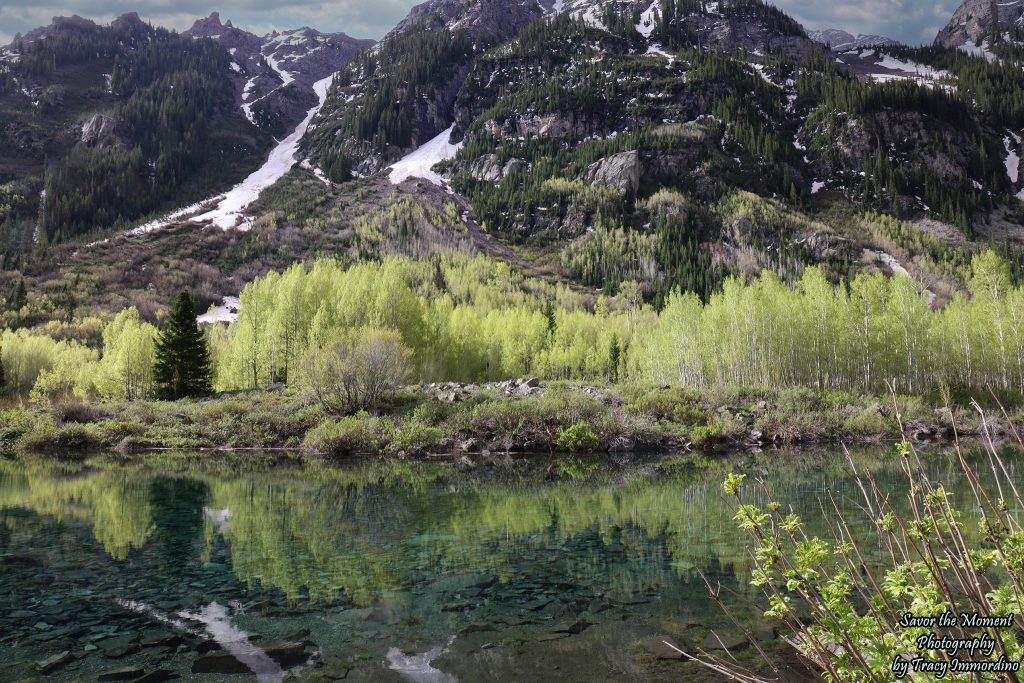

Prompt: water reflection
xmin=0 ymin=446 xmax=1016 ymax=681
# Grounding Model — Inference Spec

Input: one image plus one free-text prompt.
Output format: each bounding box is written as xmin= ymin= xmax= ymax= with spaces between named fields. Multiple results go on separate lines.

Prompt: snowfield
xmin=192 ymin=74 xmax=335 ymax=229
xmin=636 ymin=0 xmax=659 ymax=38
xmin=1006 ymin=135 xmax=1021 ymax=184
xmin=388 ymin=125 xmax=463 ymax=186
xmin=131 ymin=74 xmax=336 ymax=235
xmin=197 ymin=296 xmax=240 ymax=324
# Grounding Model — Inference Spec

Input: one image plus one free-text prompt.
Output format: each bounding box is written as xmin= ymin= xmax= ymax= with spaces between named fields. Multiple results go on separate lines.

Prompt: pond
xmin=0 ymin=446 xmax=1013 ymax=682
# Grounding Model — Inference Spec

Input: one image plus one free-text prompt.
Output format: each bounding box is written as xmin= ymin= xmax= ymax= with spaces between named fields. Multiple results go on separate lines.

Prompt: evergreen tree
xmin=153 ymin=292 xmax=213 ymax=400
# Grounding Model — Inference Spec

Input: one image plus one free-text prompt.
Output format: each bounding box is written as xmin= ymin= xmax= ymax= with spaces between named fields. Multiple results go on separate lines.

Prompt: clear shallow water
xmin=0 ymin=447 xmax=1014 ymax=682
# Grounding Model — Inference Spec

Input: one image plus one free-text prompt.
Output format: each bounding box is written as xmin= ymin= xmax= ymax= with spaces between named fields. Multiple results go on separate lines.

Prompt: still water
xmin=0 ymin=447 xmax=1009 ymax=682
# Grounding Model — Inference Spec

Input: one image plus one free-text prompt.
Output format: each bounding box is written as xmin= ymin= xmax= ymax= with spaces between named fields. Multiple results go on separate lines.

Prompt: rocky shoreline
xmin=3 ymin=381 xmax=1018 ymax=460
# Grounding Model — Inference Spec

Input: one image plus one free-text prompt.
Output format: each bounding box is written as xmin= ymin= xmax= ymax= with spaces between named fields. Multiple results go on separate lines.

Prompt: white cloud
xmin=0 ymin=0 xmax=970 ymax=48
xmin=0 ymin=0 xmax=416 ymax=44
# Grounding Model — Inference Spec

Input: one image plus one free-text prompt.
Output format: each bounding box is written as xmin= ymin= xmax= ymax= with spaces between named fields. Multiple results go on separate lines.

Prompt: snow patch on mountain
xmin=1006 ymin=134 xmax=1021 ymax=184
xmin=636 ymin=0 xmax=659 ymax=38
xmin=198 ymin=296 xmax=240 ymax=324
xmin=131 ymin=74 xmax=336 ymax=235
xmin=388 ymin=125 xmax=463 ymax=186
xmin=191 ymin=74 xmax=335 ymax=229
xmin=959 ymin=40 xmax=996 ymax=62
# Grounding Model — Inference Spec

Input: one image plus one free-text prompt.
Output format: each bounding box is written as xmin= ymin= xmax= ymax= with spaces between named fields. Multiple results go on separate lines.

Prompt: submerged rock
xmin=98 ymin=666 xmax=146 ymax=681
xmin=640 ymin=636 xmax=685 ymax=660
xmin=36 ymin=650 xmax=72 ymax=674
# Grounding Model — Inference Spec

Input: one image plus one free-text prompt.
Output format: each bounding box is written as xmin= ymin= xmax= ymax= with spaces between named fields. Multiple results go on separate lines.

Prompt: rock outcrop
xmin=584 ymin=151 xmax=640 ymax=196
xmin=935 ymin=0 xmax=1024 ymax=48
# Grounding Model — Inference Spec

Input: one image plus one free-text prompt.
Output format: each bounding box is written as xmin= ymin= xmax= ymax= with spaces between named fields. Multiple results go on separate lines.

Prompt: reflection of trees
xmin=149 ymin=476 xmax=208 ymax=574
xmin=0 ymin=462 xmax=154 ymax=560
xmin=0 ymin=447 xmax=1009 ymax=606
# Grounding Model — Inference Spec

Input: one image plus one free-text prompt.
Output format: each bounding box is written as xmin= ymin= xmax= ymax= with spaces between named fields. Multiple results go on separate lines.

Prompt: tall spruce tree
xmin=153 ymin=292 xmax=212 ymax=400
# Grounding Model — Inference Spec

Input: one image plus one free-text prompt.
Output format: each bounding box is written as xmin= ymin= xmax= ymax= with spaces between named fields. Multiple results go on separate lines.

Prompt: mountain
xmin=935 ymin=0 xmax=1024 ymax=49
xmin=4 ymin=0 xmax=1024 ymax=327
xmin=305 ymin=0 xmax=821 ymax=179
xmin=0 ymin=12 xmax=371 ymax=256
xmin=183 ymin=12 xmax=372 ymax=137
xmin=807 ymin=29 xmax=899 ymax=51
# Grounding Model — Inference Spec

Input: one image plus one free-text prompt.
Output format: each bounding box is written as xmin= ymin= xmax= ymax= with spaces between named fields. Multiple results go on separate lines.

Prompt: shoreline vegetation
xmin=3 ymin=251 xmax=1024 ymax=461
xmin=2 ymin=380 xmax=1021 ymax=459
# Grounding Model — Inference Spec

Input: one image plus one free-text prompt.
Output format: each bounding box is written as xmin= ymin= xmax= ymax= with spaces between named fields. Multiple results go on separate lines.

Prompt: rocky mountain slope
xmin=300 ymin=0 xmax=1023 ymax=287
xmin=807 ymin=29 xmax=898 ymax=51
xmin=935 ymin=0 xmax=1024 ymax=49
xmin=0 ymin=12 xmax=372 ymax=257
xmin=183 ymin=13 xmax=372 ymax=137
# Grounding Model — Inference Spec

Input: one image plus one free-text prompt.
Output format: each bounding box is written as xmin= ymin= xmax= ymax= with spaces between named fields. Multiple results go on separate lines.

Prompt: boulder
xmin=639 ymin=636 xmax=685 ymax=660
xmin=584 ymin=151 xmax=640 ymax=196
xmin=191 ymin=652 xmax=252 ymax=674
xmin=36 ymin=651 xmax=72 ymax=674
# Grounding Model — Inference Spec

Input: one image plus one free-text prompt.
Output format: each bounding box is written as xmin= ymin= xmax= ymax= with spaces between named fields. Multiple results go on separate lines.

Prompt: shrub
xmin=20 ymin=422 xmax=102 ymax=454
xmin=302 ymin=415 xmax=386 ymax=455
xmin=556 ymin=422 xmax=600 ymax=452
xmin=703 ymin=406 xmax=1024 ymax=682
xmin=299 ymin=327 xmax=413 ymax=415
xmin=52 ymin=401 xmax=113 ymax=424
xmin=387 ymin=420 xmax=447 ymax=456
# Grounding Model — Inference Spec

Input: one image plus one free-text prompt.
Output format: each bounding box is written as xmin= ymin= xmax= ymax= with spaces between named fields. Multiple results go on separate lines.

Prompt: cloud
xmin=0 ymin=0 xmax=418 ymax=44
xmin=0 ymin=0 xmax=967 ymax=47
xmin=774 ymin=0 xmax=964 ymax=45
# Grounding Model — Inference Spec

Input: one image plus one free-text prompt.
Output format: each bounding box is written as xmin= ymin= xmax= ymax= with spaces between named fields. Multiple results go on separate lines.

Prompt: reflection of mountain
xmin=0 ymin=450 xmax=994 ymax=605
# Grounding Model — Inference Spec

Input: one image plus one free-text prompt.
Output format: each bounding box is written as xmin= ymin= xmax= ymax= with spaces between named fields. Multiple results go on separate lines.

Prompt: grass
xmin=0 ymin=382 xmax=1006 ymax=459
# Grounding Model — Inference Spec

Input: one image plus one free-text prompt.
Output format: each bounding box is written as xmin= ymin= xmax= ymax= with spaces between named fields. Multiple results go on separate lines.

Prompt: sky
xmin=0 ymin=0 xmax=966 ymax=47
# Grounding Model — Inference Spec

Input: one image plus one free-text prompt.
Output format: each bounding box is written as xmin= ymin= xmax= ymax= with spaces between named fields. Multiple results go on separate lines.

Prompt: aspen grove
xmin=2 ymin=250 xmax=1024 ymax=401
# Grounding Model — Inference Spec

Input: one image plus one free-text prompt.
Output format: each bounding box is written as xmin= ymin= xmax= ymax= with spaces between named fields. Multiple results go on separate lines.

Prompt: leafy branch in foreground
xmin=688 ymin=390 xmax=1024 ymax=682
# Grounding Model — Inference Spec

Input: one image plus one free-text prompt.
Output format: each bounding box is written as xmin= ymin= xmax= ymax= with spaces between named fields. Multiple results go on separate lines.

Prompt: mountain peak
xmin=188 ymin=12 xmax=226 ymax=35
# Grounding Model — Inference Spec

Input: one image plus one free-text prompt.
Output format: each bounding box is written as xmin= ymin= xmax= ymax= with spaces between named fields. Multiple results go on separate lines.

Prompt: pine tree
xmin=153 ymin=292 xmax=213 ymax=400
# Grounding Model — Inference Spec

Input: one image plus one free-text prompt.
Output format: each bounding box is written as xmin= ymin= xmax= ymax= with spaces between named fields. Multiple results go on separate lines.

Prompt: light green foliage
xmin=639 ymin=251 xmax=1024 ymax=393
xmin=1 ymin=328 xmax=97 ymax=399
xmin=713 ymin=435 xmax=1024 ymax=682
xmin=78 ymin=307 xmax=157 ymax=400
xmin=555 ymin=422 xmax=600 ymax=453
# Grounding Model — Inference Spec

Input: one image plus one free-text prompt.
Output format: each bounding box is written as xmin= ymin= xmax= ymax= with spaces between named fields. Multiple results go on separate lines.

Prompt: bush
xmin=302 ymin=415 xmax=387 ymax=455
xmin=20 ymin=422 xmax=102 ymax=454
xmin=299 ymin=327 xmax=413 ymax=415
xmin=387 ymin=420 xmax=447 ymax=456
xmin=52 ymin=401 xmax=113 ymax=424
xmin=556 ymin=422 xmax=600 ymax=452
xmin=706 ymin=409 xmax=1024 ymax=682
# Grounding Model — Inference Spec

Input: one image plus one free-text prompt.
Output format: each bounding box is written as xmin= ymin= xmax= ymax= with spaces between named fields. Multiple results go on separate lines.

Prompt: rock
xmin=459 ymin=438 xmax=478 ymax=452
xmin=265 ymin=641 xmax=309 ymax=668
xmin=584 ymin=151 xmax=640 ymax=196
xmin=134 ymin=670 xmax=174 ymax=683
xmin=702 ymin=630 xmax=749 ymax=651
xmin=640 ymin=636 xmax=685 ymax=660
xmin=80 ymin=114 xmax=125 ymax=150
xmin=191 ymin=652 xmax=252 ymax=674
xmin=140 ymin=629 xmax=182 ymax=647
xmin=935 ymin=0 xmax=1023 ymax=48
xmin=523 ymin=377 xmax=540 ymax=388
xmin=98 ymin=666 xmax=146 ymax=681
xmin=552 ymin=618 xmax=591 ymax=635
xmin=37 ymin=650 xmax=72 ymax=674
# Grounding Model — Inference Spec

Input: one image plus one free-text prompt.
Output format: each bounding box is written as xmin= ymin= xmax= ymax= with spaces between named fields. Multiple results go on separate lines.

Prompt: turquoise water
xmin=0 ymin=448 xmax=1010 ymax=681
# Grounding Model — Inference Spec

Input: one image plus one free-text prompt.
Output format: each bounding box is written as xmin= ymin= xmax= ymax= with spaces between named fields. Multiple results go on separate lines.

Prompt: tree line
xmin=3 ymin=252 xmax=1024 ymax=404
